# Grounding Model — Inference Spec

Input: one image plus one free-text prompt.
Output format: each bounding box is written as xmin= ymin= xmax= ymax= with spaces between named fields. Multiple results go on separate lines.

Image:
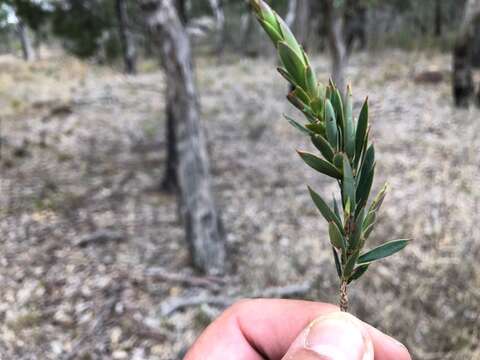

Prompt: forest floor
xmin=1 ymin=50 xmax=480 ymax=360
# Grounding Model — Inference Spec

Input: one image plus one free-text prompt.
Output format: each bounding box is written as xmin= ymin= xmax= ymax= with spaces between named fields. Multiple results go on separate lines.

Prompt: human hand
xmin=184 ymin=299 xmax=411 ymax=360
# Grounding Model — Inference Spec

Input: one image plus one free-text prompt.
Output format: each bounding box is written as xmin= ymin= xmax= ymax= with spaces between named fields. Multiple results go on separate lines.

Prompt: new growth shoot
xmin=250 ymin=0 xmax=410 ymax=312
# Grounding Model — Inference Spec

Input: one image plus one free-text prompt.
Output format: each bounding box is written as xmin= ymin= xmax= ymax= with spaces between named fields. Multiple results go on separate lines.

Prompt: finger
xmin=184 ymin=299 xmax=411 ymax=360
xmin=282 ymin=312 xmax=374 ymax=360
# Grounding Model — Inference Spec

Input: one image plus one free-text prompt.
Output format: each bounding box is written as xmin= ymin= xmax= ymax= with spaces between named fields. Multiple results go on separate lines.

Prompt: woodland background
xmin=1 ymin=0 xmax=480 ymax=359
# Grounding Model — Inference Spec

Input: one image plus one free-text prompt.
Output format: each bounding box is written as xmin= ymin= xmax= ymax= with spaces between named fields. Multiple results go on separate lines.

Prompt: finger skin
xmin=184 ymin=299 xmax=411 ymax=360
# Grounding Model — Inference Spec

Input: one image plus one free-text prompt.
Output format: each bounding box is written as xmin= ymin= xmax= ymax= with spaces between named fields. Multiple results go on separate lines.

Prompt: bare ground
xmin=0 ymin=50 xmax=479 ymax=359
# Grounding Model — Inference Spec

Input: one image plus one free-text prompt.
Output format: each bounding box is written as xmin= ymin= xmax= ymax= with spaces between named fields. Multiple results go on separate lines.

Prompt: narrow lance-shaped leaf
xmin=343 ymin=249 xmax=360 ymax=279
xmin=278 ymin=42 xmax=307 ymax=90
xmin=311 ymin=134 xmax=334 ymax=162
xmin=331 ymin=89 xmax=344 ymax=135
xmin=332 ymin=247 xmax=343 ymax=278
xmin=277 ymin=67 xmax=296 ymax=86
xmin=298 ymin=151 xmax=342 ymax=179
xmin=274 ymin=12 xmax=304 ymax=60
xmin=344 ymin=84 xmax=355 ymax=159
xmin=370 ymin=183 xmax=389 ymax=213
xmin=342 ymin=155 xmax=356 ymax=207
xmin=325 ymin=99 xmax=338 ymax=149
xmin=348 ymin=264 xmax=369 ymax=283
xmin=284 ymin=114 xmax=313 ymax=136
xmin=358 ymin=239 xmax=411 ymax=265
xmin=260 ymin=20 xmax=283 ymax=45
xmin=329 ymin=221 xmax=345 ymax=250
xmin=356 ymin=164 xmax=375 ymax=211
xmin=305 ymin=65 xmax=317 ymax=98
xmin=355 ymin=98 xmax=369 ymax=168
xmin=308 ymin=186 xmax=344 ymax=232
xmin=349 ymin=207 xmax=365 ymax=251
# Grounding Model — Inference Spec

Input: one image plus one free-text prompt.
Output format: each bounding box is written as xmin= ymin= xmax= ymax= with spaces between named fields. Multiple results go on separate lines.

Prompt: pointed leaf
xmin=278 ymin=41 xmax=306 ymax=89
xmin=358 ymin=239 xmax=410 ymax=264
xmin=344 ymin=85 xmax=355 ymax=158
xmin=325 ymin=99 xmax=338 ymax=149
xmin=348 ymin=264 xmax=369 ymax=283
xmin=308 ymin=186 xmax=343 ymax=231
xmin=298 ymin=151 xmax=342 ymax=179
xmin=343 ymin=249 xmax=360 ymax=278
xmin=284 ymin=114 xmax=313 ymax=135
xmin=274 ymin=13 xmax=304 ymax=61
xmin=331 ymin=89 xmax=344 ymax=133
xmin=332 ymin=247 xmax=343 ymax=278
xmin=342 ymin=155 xmax=355 ymax=206
xmin=355 ymin=98 xmax=369 ymax=166
xmin=261 ymin=20 xmax=283 ymax=46
xmin=370 ymin=183 xmax=389 ymax=213
xmin=350 ymin=207 xmax=365 ymax=251
xmin=311 ymin=134 xmax=334 ymax=162
xmin=329 ymin=221 xmax=345 ymax=250
xmin=356 ymin=165 xmax=375 ymax=210
xmin=306 ymin=123 xmax=325 ymax=135
xmin=277 ymin=67 xmax=296 ymax=86
xmin=305 ymin=66 xmax=317 ymax=98
xmin=333 ymin=152 xmax=343 ymax=170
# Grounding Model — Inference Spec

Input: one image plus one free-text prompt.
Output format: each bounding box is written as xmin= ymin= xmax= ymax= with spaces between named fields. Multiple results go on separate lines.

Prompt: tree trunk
xmin=344 ymin=0 xmax=367 ymax=54
xmin=161 ymin=103 xmax=178 ymax=192
xmin=141 ymin=0 xmax=226 ymax=275
xmin=17 ymin=21 xmax=33 ymax=62
xmin=207 ymin=0 xmax=226 ymax=54
xmin=453 ymin=0 xmax=480 ymax=107
xmin=434 ymin=0 xmax=443 ymax=37
xmin=116 ymin=0 xmax=137 ymax=74
xmin=324 ymin=0 xmax=347 ymax=94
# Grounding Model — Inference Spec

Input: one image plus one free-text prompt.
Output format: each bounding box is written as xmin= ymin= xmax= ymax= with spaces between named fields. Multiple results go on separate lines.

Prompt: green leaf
xmin=311 ymin=134 xmax=334 ymax=162
xmin=350 ymin=207 xmax=365 ymax=251
xmin=332 ymin=195 xmax=341 ymax=219
xmin=343 ymin=249 xmax=360 ymax=278
xmin=274 ymin=13 xmax=304 ymax=61
xmin=355 ymin=98 xmax=369 ymax=167
xmin=333 ymin=152 xmax=343 ymax=170
xmin=310 ymin=98 xmax=324 ymax=117
xmin=342 ymin=155 xmax=355 ymax=206
xmin=329 ymin=221 xmax=345 ymax=250
xmin=348 ymin=264 xmax=369 ymax=283
xmin=370 ymin=183 xmax=389 ymax=213
xmin=344 ymin=85 xmax=355 ymax=158
xmin=363 ymin=210 xmax=376 ymax=230
xmin=325 ymin=99 xmax=338 ymax=149
xmin=356 ymin=165 xmax=375 ymax=210
xmin=277 ymin=67 xmax=296 ymax=86
xmin=331 ymin=89 xmax=344 ymax=133
xmin=363 ymin=222 xmax=375 ymax=240
xmin=261 ymin=20 xmax=283 ymax=46
xmin=306 ymin=123 xmax=325 ymax=135
xmin=308 ymin=186 xmax=343 ymax=231
xmin=298 ymin=151 xmax=342 ymax=179
xmin=284 ymin=114 xmax=313 ymax=136
xmin=305 ymin=66 xmax=317 ymax=98
xmin=291 ymin=86 xmax=310 ymax=105
xmin=278 ymin=42 xmax=306 ymax=89
xmin=358 ymin=239 xmax=410 ymax=264
xmin=332 ymin=247 xmax=343 ymax=278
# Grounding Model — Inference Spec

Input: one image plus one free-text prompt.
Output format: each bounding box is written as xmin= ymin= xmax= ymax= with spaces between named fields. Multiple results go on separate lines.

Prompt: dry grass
xmin=0 ymin=50 xmax=479 ymax=359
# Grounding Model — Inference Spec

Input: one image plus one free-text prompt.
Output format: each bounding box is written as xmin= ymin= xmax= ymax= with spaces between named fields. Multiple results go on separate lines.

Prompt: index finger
xmin=184 ymin=299 xmax=411 ymax=360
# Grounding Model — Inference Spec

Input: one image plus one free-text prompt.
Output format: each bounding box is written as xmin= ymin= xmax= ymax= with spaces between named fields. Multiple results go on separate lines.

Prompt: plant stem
xmin=339 ymin=280 xmax=348 ymax=312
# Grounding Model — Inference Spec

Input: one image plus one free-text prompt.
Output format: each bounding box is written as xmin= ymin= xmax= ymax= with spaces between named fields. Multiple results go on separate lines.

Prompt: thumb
xmin=282 ymin=312 xmax=374 ymax=360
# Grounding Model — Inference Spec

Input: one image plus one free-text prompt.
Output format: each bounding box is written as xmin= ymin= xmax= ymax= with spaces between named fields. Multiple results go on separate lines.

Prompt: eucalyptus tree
xmin=140 ymin=0 xmax=226 ymax=275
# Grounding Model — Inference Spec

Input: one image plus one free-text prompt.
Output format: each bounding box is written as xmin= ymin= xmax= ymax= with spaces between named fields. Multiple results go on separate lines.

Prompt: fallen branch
xmin=145 ymin=267 xmax=225 ymax=290
xmin=160 ymin=281 xmax=311 ymax=316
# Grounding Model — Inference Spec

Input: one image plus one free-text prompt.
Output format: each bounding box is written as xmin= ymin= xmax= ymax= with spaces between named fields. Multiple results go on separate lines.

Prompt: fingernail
xmin=303 ymin=313 xmax=374 ymax=360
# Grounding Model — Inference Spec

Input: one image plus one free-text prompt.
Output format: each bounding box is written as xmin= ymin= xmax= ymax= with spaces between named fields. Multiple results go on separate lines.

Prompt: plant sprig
xmin=250 ymin=0 xmax=410 ymax=312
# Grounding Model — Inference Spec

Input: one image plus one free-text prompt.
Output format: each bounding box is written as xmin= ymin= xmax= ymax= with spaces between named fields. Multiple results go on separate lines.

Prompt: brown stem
xmin=339 ymin=280 xmax=348 ymax=312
